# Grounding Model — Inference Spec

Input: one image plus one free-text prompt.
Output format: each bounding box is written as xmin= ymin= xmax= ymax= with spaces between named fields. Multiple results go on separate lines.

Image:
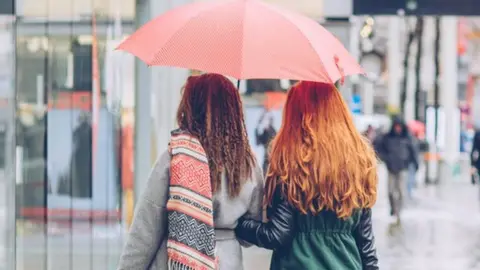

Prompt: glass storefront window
xmin=0 ymin=14 xmax=16 ymax=270
xmin=13 ymin=0 xmax=135 ymax=269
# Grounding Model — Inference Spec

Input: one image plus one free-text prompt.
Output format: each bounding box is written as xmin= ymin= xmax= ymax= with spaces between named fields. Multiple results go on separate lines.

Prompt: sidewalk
xmin=4 ymin=165 xmax=480 ymax=269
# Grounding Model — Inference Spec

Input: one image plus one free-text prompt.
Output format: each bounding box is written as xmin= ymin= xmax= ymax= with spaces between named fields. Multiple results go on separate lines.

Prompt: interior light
xmin=366 ymin=17 xmax=375 ymax=26
xmin=78 ymin=35 xmax=93 ymax=45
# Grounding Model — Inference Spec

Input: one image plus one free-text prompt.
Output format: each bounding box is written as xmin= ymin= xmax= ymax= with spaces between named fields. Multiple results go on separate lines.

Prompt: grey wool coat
xmin=117 ymin=151 xmax=264 ymax=270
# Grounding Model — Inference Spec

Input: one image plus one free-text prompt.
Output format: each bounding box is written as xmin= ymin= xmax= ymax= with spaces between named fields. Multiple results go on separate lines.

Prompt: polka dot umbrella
xmin=118 ymin=0 xmax=364 ymax=83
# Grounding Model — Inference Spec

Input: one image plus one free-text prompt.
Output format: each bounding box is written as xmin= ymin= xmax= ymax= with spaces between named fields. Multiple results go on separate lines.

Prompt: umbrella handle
xmin=237 ymin=79 xmax=241 ymax=89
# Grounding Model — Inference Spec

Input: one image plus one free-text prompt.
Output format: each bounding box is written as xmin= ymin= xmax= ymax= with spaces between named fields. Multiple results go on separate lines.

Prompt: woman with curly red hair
xmin=236 ymin=81 xmax=379 ymax=270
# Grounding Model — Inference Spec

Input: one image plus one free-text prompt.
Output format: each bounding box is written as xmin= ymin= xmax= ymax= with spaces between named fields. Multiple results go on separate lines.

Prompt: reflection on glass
xmin=53 ymin=112 xmax=92 ymax=198
xmin=0 ymin=15 xmax=16 ymax=270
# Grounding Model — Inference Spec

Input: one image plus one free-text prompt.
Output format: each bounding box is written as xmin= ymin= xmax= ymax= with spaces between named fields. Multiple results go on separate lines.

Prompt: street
xmin=5 ymin=165 xmax=480 ymax=270
xmin=372 ymin=166 xmax=480 ymax=270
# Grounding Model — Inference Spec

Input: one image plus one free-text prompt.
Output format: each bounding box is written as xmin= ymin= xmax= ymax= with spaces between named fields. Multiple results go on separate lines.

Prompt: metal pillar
xmin=439 ymin=17 xmax=459 ymax=183
xmin=404 ymin=58 xmax=416 ymax=123
xmin=133 ymin=0 xmax=191 ymax=205
xmin=387 ymin=16 xmax=401 ymax=114
xmin=133 ymin=0 xmax=152 ymax=203
xmin=441 ymin=17 xmax=459 ymax=161
xmin=347 ymin=16 xmax=361 ymax=102
xmin=362 ymin=79 xmax=374 ymax=115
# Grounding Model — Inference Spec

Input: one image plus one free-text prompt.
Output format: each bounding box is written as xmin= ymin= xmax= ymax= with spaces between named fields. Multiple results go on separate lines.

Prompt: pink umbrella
xmin=408 ymin=120 xmax=425 ymax=139
xmin=118 ymin=0 xmax=363 ymax=83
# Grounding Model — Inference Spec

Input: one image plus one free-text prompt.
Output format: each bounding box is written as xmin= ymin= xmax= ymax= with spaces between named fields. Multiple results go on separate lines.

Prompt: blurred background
xmin=0 ymin=0 xmax=479 ymax=269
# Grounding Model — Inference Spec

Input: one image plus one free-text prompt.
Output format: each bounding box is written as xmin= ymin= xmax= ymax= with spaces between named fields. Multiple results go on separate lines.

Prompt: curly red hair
xmin=177 ymin=73 xmax=256 ymax=197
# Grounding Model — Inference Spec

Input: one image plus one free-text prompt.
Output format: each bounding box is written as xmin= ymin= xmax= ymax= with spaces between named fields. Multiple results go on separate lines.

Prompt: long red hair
xmin=265 ymin=81 xmax=377 ymax=218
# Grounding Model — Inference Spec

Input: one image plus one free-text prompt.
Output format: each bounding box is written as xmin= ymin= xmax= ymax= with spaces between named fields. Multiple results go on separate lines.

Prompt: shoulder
xmin=153 ymin=150 xmax=171 ymax=172
xmin=147 ymin=150 xmax=171 ymax=190
xmin=140 ymin=150 xmax=171 ymax=207
xmin=252 ymin=162 xmax=265 ymax=186
xmin=242 ymin=162 xmax=264 ymax=198
xmin=269 ymin=182 xmax=287 ymax=205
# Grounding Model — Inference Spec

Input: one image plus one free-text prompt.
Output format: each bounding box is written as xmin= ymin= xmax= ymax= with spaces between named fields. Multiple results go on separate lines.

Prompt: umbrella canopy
xmin=118 ymin=0 xmax=363 ymax=83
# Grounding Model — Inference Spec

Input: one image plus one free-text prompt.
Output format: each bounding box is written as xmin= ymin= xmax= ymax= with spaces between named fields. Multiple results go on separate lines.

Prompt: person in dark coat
xmin=375 ymin=116 xmax=418 ymax=221
xmin=471 ymin=129 xmax=480 ymax=184
xmin=57 ymin=113 xmax=92 ymax=198
xmin=255 ymin=110 xmax=277 ymax=173
xmin=236 ymin=82 xmax=379 ymax=270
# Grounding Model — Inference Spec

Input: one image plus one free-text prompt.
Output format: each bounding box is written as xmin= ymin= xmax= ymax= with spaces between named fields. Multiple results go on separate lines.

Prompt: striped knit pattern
xmin=167 ymin=130 xmax=217 ymax=270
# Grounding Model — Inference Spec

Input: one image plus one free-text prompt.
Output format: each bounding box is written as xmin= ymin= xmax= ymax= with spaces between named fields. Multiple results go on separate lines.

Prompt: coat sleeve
xmin=235 ymin=185 xmax=295 ymax=250
xmin=373 ymin=135 xmax=387 ymax=163
xmin=408 ymin=137 xmax=420 ymax=170
xmin=238 ymin=164 xmax=265 ymax=247
xmin=245 ymin=165 xmax=265 ymax=220
xmin=117 ymin=151 xmax=170 ymax=270
xmin=353 ymin=208 xmax=379 ymax=270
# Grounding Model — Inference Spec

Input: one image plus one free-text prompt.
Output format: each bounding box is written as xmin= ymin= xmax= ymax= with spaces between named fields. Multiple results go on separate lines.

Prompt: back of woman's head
xmin=265 ymin=81 xmax=377 ymax=218
xmin=176 ymin=73 xmax=255 ymax=197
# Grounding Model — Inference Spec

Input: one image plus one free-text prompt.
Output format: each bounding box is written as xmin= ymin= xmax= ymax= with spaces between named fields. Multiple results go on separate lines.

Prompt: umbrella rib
xmin=258 ymin=2 xmax=333 ymax=83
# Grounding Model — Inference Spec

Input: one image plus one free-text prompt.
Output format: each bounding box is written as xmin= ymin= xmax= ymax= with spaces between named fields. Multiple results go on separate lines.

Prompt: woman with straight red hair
xmin=235 ymin=81 xmax=379 ymax=270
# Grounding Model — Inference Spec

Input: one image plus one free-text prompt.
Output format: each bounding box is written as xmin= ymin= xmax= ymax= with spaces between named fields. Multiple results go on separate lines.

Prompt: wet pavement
xmin=243 ymin=165 xmax=480 ymax=270
xmin=372 ymin=166 xmax=480 ymax=270
xmin=5 ymin=164 xmax=480 ymax=269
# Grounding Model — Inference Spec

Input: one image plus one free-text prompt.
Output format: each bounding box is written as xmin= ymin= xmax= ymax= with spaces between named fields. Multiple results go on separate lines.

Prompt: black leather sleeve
xmin=353 ymin=208 xmax=379 ymax=270
xmin=235 ymin=187 xmax=295 ymax=250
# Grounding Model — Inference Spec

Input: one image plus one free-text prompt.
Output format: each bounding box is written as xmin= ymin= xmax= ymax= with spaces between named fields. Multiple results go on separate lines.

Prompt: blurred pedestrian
xmin=118 ymin=73 xmax=264 ymax=270
xmin=405 ymin=121 xmax=423 ymax=199
xmin=375 ymin=117 xmax=418 ymax=222
xmin=235 ymin=82 xmax=379 ymax=270
xmin=363 ymin=124 xmax=377 ymax=142
xmin=471 ymin=128 xmax=480 ymax=185
xmin=255 ymin=110 xmax=277 ymax=173
xmin=406 ymin=131 xmax=422 ymax=199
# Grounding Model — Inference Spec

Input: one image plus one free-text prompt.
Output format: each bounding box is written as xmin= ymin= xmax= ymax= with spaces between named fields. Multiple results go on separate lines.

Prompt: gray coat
xmin=117 ymin=151 xmax=264 ymax=270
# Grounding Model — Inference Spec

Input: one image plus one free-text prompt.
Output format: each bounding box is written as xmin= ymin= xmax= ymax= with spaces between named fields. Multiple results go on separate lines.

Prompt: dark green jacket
xmin=236 ymin=186 xmax=379 ymax=270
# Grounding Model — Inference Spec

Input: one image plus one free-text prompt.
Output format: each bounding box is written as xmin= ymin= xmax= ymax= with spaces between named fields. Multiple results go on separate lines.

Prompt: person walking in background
xmin=363 ymin=124 xmax=377 ymax=142
xmin=471 ymin=128 xmax=480 ymax=184
xmin=255 ymin=110 xmax=277 ymax=173
xmin=236 ymin=82 xmax=379 ymax=270
xmin=406 ymin=133 xmax=420 ymax=199
xmin=375 ymin=117 xmax=418 ymax=222
xmin=118 ymin=73 xmax=264 ymax=270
